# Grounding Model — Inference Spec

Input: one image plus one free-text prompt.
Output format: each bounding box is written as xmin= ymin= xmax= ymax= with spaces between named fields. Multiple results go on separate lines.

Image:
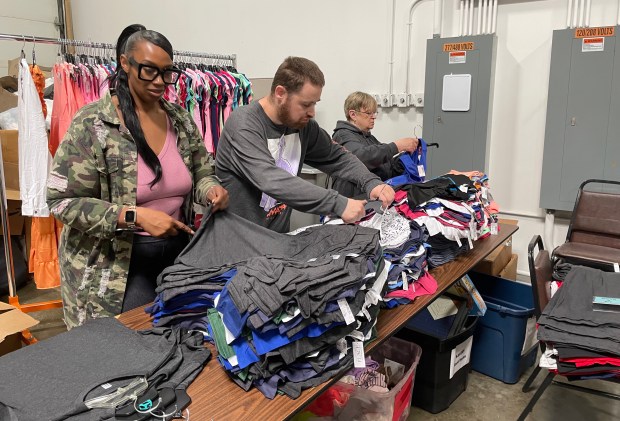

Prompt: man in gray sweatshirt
xmin=216 ymin=57 xmax=395 ymax=232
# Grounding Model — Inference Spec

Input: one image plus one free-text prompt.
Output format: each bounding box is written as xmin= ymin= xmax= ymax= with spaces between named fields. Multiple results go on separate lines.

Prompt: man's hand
xmin=370 ymin=184 xmax=395 ymax=209
xmin=206 ymin=185 xmax=229 ymax=212
xmin=341 ymin=198 xmax=367 ymax=223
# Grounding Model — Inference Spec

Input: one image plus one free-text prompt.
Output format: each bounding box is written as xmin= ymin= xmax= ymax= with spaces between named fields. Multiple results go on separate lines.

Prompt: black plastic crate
xmin=395 ymin=315 xmax=478 ymax=414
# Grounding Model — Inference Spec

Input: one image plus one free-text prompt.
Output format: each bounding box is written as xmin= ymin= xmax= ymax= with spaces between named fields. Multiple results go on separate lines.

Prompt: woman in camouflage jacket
xmin=47 ymin=25 xmax=228 ymax=328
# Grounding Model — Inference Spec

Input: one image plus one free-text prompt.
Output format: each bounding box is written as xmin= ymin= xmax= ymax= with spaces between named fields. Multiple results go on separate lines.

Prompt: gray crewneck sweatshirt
xmin=215 ymin=101 xmax=382 ymax=232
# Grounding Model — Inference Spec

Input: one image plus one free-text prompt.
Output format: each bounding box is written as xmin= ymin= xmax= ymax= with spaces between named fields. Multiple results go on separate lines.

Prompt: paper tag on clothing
xmin=307 ymin=258 xmax=317 ymax=262
xmin=332 ymin=255 xmax=341 ymax=260
xmin=338 ymin=299 xmax=356 ymax=325
xmin=417 ymin=165 xmax=426 ymax=177
xmin=614 ymin=263 xmax=620 ymax=273
xmin=456 ymin=237 xmax=463 ymax=247
xmin=353 ymin=342 xmax=366 ymax=368
xmin=337 ymin=338 xmax=348 ymax=354
xmin=490 ymin=223 xmax=499 ymax=235
xmin=402 ymin=272 xmax=409 ymax=291
xmin=428 ymin=296 xmax=459 ymax=320
xmin=468 ymin=235 xmax=474 ymax=249
xmin=482 ymin=188 xmax=488 ymax=200
xmin=101 ymin=383 xmax=112 ymax=390
xmin=521 ymin=316 xmax=539 ymax=355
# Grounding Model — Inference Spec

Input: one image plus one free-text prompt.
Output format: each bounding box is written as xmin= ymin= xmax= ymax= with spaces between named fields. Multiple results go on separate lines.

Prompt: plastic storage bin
xmin=301 ymin=336 xmax=422 ymax=421
xmin=396 ymin=315 xmax=478 ymax=413
xmin=468 ymin=272 xmax=538 ymax=384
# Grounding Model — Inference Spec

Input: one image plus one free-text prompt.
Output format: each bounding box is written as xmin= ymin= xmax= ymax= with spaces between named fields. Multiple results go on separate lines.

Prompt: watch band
xmin=125 ymin=205 xmax=137 ymax=230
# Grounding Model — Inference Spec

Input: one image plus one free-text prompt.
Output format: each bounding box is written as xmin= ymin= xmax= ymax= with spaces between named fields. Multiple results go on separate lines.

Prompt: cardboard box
xmin=499 ymin=253 xmax=518 ymax=281
xmin=1 ymin=130 xmax=20 ymax=201
xmin=0 ymin=301 xmax=39 ymax=357
xmin=447 ymin=274 xmax=487 ymax=316
xmin=0 ymin=86 xmax=17 ymax=113
xmin=472 ymin=218 xmax=518 ymax=276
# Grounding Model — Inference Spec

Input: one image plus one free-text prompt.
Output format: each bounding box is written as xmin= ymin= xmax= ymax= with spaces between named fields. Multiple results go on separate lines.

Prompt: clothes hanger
xmin=31 ymin=36 xmax=37 ymax=65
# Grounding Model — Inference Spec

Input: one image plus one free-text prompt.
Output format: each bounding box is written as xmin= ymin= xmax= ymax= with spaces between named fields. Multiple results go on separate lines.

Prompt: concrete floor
xmin=5 ymin=280 xmax=620 ymax=420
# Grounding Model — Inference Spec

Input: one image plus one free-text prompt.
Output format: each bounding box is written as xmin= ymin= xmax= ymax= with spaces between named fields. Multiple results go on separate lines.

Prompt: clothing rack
xmin=0 ymin=32 xmax=238 ymax=67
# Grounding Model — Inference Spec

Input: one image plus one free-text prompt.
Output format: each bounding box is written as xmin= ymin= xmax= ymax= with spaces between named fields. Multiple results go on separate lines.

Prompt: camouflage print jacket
xmin=47 ymin=92 xmax=220 ymax=328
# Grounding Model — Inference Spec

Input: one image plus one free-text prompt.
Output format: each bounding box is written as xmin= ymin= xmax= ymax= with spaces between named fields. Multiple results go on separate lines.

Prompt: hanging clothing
xmin=18 ymin=58 xmax=50 ymax=217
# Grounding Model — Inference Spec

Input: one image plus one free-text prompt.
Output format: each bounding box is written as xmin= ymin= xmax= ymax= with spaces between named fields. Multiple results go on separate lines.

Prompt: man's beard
xmin=277 ymin=100 xmax=309 ymax=130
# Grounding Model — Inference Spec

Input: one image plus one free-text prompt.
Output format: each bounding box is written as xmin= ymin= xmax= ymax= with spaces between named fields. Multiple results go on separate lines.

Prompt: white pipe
xmin=486 ymin=0 xmax=493 ymax=33
xmin=459 ymin=0 xmax=464 ymax=36
xmin=434 ymin=0 xmax=442 ymax=36
xmin=566 ymin=0 xmax=573 ymax=29
xmin=572 ymin=0 xmax=579 ymax=27
xmin=476 ymin=0 xmax=482 ymax=35
xmin=464 ymin=0 xmax=469 ymax=36
xmin=579 ymin=0 xmax=585 ymax=27
xmin=491 ymin=0 xmax=497 ymax=33
xmin=499 ymin=210 xmax=545 ymax=219
xmin=544 ymin=211 xmax=555 ymax=252
xmin=405 ymin=0 xmax=425 ymax=94
xmin=585 ymin=0 xmax=591 ymax=27
xmin=618 ymin=0 xmax=620 ymax=25
xmin=388 ymin=0 xmax=397 ymax=95
xmin=482 ymin=0 xmax=487 ymax=34
xmin=469 ymin=0 xmax=474 ymax=35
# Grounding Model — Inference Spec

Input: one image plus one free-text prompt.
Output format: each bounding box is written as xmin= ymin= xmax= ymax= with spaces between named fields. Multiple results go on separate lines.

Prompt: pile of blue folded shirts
xmin=147 ymin=211 xmax=389 ymax=399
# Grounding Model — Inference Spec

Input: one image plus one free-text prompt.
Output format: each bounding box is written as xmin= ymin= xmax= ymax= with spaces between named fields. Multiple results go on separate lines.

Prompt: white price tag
xmin=417 ymin=164 xmax=426 ymax=177
xmin=338 ymin=299 xmax=356 ymax=325
xmin=468 ymin=235 xmax=474 ymax=249
xmin=353 ymin=341 xmax=366 ymax=368
xmin=614 ymin=263 xmax=620 ymax=273
xmin=482 ymin=188 xmax=488 ymax=200
xmin=456 ymin=237 xmax=463 ymax=247
xmin=337 ymin=338 xmax=348 ymax=354
xmin=402 ymin=271 xmax=409 ymax=291
xmin=101 ymin=383 xmax=112 ymax=390
xmin=490 ymin=223 xmax=499 ymax=235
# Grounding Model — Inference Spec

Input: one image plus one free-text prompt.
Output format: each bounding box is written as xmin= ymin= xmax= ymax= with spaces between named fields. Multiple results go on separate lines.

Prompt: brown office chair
xmin=518 ymin=235 xmax=620 ymax=421
xmin=553 ymin=179 xmax=620 ymax=270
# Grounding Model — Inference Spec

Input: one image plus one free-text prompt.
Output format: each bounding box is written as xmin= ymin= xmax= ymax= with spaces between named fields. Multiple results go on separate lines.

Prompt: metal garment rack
xmin=0 ymin=32 xmax=237 ymax=343
xmin=0 ymin=32 xmax=237 ymax=67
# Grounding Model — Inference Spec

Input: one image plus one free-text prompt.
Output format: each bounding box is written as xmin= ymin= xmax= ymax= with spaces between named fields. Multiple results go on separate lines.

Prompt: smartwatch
xmin=124 ymin=205 xmax=137 ymax=230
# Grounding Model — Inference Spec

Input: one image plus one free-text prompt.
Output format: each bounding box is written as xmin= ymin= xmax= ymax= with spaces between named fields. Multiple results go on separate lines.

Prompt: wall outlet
xmin=413 ymin=92 xmax=424 ymax=107
xmin=380 ymin=94 xmax=392 ymax=107
xmin=396 ymin=93 xmax=408 ymax=107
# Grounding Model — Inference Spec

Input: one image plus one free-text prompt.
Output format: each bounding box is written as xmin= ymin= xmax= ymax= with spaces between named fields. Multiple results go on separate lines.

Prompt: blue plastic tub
xmin=468 ymin=272 xmax=538 ymax=384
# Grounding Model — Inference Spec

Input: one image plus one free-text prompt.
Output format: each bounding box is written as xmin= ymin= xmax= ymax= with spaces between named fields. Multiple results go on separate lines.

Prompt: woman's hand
xmin=136 ymin=207 xmax=195 ymax=237
xmin=206 ymin=185 xmax=229 ymax=212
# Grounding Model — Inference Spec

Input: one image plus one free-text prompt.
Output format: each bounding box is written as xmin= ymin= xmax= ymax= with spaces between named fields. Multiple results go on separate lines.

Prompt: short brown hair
xmin=344 ymin=92 xmax=377 ymax=121
xmin=270 ymin=56 xmax=325 ymax=94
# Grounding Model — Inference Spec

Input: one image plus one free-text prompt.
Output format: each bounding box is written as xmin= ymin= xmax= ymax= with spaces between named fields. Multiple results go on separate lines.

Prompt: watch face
xmin=126 ymin=210 xmax=136 ymax=224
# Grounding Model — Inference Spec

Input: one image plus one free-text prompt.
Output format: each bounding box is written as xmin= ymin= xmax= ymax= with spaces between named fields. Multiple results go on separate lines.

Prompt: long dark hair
xmin=109 ymin=24 xmax=174 ymax=187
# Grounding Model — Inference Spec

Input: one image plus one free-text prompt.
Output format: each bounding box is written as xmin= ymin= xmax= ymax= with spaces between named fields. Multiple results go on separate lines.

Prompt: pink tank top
xmin=136 ymin=116 xmax=192 ymax=232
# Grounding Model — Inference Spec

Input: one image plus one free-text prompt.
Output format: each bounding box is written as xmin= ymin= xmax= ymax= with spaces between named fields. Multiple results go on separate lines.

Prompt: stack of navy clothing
xmin=148 ymin=211 xmax=388 ymax=399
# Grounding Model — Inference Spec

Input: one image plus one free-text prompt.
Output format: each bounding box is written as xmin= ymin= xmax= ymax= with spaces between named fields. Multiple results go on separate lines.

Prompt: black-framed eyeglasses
xmin=128 ymin=57 xmax=182 ymax=85
xmin=354 ymin=110 xmax=379 ymax=118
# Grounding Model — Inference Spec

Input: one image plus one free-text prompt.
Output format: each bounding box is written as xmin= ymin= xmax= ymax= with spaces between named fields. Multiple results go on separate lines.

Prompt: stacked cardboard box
xmin=473 ymin=219 xmax=518 ymax=280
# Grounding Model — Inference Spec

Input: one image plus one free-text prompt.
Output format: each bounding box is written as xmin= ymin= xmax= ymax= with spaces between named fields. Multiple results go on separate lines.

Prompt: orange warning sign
xmin=583 ymin=37 xmax=604 ymax=44
xmin=450 ymin=52 xmax=466 ymax=56
xmin=575 ymin=27 xmax=614 ymax=38
xmin=443 ymin=42 xmax=474 ymax=52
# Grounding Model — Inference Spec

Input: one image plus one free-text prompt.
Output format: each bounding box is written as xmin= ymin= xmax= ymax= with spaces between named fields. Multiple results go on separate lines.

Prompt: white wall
xmin=0 ymin=0 xmax=59 ymax=76
xmin=68 ymin=0 xmax=620 ymax=277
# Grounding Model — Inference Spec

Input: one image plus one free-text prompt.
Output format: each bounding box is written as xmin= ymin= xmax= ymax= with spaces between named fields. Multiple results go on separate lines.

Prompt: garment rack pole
xmin=0 ymin=32 xmax=237 ymax=68
xmin=0 ymin=142 xmax=16 ymax=298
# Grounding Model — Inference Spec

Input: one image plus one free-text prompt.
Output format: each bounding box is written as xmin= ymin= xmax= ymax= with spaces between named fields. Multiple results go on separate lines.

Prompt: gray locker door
xmin=559 ymin=37 xmax=615 ymax=203
xmin=428 ymin=50 xmax=480 ymax=177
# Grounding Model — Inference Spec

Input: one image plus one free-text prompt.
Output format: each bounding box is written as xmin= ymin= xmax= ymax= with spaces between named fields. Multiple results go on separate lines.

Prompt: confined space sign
xmin=443 ymin=42 xmax=474 ymax=52
xmin=574 ymin=26 xmax=615 ymax=38
xmin=449 ymin=51 xmax=467 ymax=64
xmin=582 ymin=37 xmax=605 ymax=52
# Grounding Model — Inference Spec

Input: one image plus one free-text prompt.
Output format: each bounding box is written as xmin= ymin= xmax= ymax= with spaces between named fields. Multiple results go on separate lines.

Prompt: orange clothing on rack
xmin=29 ymin=216 xmax=62 ymax=289
xmin=29 ymin=64 xmax=47 ymax=118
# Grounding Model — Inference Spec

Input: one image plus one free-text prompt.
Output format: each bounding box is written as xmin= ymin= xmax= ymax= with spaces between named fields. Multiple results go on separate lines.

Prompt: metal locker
xmin=540 ymin=26 xmax=620 ymax=211
xmin=422 ymin=34 xmax=497 ymax=178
